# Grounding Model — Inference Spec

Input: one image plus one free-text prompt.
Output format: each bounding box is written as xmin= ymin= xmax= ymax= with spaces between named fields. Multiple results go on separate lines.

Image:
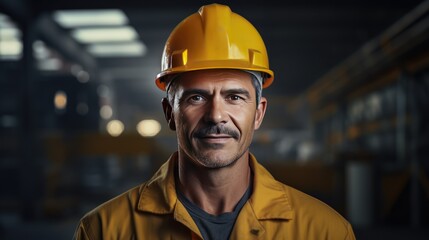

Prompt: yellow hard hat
xmin=155 ymin=4 xmax=274 ymax=90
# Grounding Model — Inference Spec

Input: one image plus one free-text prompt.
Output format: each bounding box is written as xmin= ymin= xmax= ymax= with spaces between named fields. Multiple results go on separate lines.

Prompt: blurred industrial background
xmin=1 ymin=0 xmax=429 ymax=239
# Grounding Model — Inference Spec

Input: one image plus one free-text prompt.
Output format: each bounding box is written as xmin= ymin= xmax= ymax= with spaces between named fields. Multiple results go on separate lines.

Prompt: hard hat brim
xmin=155 ymin=60 xmax=274 ymax=91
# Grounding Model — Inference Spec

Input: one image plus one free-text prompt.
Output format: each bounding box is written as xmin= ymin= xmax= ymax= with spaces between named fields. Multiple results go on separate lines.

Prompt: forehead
xmin=175 ymin=69 xmax=253 ymax=89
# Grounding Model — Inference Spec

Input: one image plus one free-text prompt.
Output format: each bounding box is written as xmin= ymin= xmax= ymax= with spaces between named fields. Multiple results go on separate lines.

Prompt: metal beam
xmin=35 ymin=13 xmax=97 ymax=73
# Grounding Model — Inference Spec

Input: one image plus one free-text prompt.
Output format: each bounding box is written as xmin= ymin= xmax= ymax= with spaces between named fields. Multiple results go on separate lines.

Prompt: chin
xmin=194 ymin=152 xmax=241 ymax=169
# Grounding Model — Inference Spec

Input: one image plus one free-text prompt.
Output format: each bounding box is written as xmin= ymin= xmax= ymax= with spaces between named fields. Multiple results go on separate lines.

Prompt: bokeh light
xmin=136 ymin=119 xmax=161 ymax=137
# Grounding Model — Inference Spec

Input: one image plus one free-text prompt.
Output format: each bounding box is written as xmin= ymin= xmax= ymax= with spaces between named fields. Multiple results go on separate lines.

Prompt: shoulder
xmin=285 ymin=184 xmax=342 ymax=218
xmin=282 ymin=183 xmax=355 ymax=238
xmin=74 ymin=184 xmax=145 ymax=239
xmin=86 ymin=184 xmax=143 ymax=218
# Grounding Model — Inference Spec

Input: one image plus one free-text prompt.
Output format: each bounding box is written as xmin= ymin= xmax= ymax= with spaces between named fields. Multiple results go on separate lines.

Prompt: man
xmin=74 ymin=4 xmax=355 ymax=239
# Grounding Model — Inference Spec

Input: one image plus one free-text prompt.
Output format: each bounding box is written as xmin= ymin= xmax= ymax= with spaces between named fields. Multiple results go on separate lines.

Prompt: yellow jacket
xmin=74 ymin=153 xmax=355 ymax=239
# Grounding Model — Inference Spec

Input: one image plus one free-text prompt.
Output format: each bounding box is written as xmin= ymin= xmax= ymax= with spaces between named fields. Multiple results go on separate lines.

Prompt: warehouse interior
xmin=1 ymin=0 xmax=429 ymax=239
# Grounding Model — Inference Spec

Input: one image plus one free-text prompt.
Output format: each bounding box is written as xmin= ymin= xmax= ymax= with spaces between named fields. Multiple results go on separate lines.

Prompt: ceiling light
xmin=71 ymin=27 xmax=138 ymax=43
xmin=53 ymin=9 xmax=128 ymax=28
xmin=0 ymin=40 xmax=22 ymax=57
xmin=0 ymin=14 xmax=21 ymax=60
xmin=87 ymin=42 xmax=146 ymax=57
xmin=0 ymin=27 xmax=21 ymax=39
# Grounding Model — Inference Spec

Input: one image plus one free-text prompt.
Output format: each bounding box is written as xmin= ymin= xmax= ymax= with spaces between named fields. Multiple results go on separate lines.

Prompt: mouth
xmin=196 ymin=134 xmax=234 ymax=144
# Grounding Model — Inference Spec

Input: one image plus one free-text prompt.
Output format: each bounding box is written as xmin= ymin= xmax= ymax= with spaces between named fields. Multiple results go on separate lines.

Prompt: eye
xmin=228 ymin=95 xmax=243 ymax=101
xmin=188 ymin=95 xmax=205 ymax=103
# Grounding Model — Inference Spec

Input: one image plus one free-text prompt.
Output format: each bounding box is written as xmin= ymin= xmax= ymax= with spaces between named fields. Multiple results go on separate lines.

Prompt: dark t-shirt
xmin=176 ymin=183 xmax=252 ymax=240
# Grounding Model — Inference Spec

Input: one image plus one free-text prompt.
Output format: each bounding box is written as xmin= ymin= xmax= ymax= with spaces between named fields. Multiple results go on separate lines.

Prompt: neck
xmin=176 ymin=150 xmax=251 ymax=215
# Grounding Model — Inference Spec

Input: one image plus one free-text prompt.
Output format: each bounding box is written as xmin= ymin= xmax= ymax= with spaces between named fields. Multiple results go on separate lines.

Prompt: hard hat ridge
xmin=198 ymin=4 xmax=232 ymax=59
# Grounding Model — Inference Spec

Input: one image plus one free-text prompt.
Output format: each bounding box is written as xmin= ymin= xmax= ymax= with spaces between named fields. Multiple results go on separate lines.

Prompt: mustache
xmin=193 ymin=125 xmax=239 ymax=139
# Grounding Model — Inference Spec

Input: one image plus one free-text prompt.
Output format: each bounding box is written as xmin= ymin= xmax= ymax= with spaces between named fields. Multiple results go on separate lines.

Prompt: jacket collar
xmin=248 ymin=153 xmax=294 ymax=220
xmin=137 ymin=152 xmax=178 ymax=214
xmin=137 ymin=152 xmax=294 ymax=220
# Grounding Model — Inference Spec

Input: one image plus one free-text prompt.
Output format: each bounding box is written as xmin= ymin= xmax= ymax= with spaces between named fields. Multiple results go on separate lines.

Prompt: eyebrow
xmin=181 ymin=89 xmax=210 ymax=98
xmin=180 ymin=88 xmax=251 ymax=99
xmin=222 ymin=88 xmax=251 ymax=99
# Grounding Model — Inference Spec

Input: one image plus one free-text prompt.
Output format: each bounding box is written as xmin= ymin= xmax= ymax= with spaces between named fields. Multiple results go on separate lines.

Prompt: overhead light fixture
xmin=0 ymin=27 xmax=21 ymax=39
xmin=0 ymin=40 xmax=22 ymax=59
xmin=87 ymin=42 xmax=147 ymax=57
xmin=53 ymin=9 xmax=128 ymax=28
xmin=0 ymin=15 xmax=22 ymax=60
xmin=71 ymin=26 xmax=138 ymax=43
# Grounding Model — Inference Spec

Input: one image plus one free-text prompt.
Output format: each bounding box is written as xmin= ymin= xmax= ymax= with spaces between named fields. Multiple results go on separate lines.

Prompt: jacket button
xmin=250 ymin=229 xmax=260 ymax=235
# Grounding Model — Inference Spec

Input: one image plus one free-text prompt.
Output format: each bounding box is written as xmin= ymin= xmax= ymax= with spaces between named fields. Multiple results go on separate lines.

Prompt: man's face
xmin=163 ymin=69 xmax=267 ymax=169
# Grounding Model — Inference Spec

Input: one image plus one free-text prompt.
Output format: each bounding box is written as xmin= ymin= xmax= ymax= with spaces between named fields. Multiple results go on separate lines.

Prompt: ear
xmin=254 ymin=97 xmax=267 ymax=130
xmin=162 ymin=98 xmax=176 ymax=131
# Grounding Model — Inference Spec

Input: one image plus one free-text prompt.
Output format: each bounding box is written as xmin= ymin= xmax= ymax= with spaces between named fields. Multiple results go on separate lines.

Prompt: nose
xmin=204 ymin=96 xmax=228 ymax=124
